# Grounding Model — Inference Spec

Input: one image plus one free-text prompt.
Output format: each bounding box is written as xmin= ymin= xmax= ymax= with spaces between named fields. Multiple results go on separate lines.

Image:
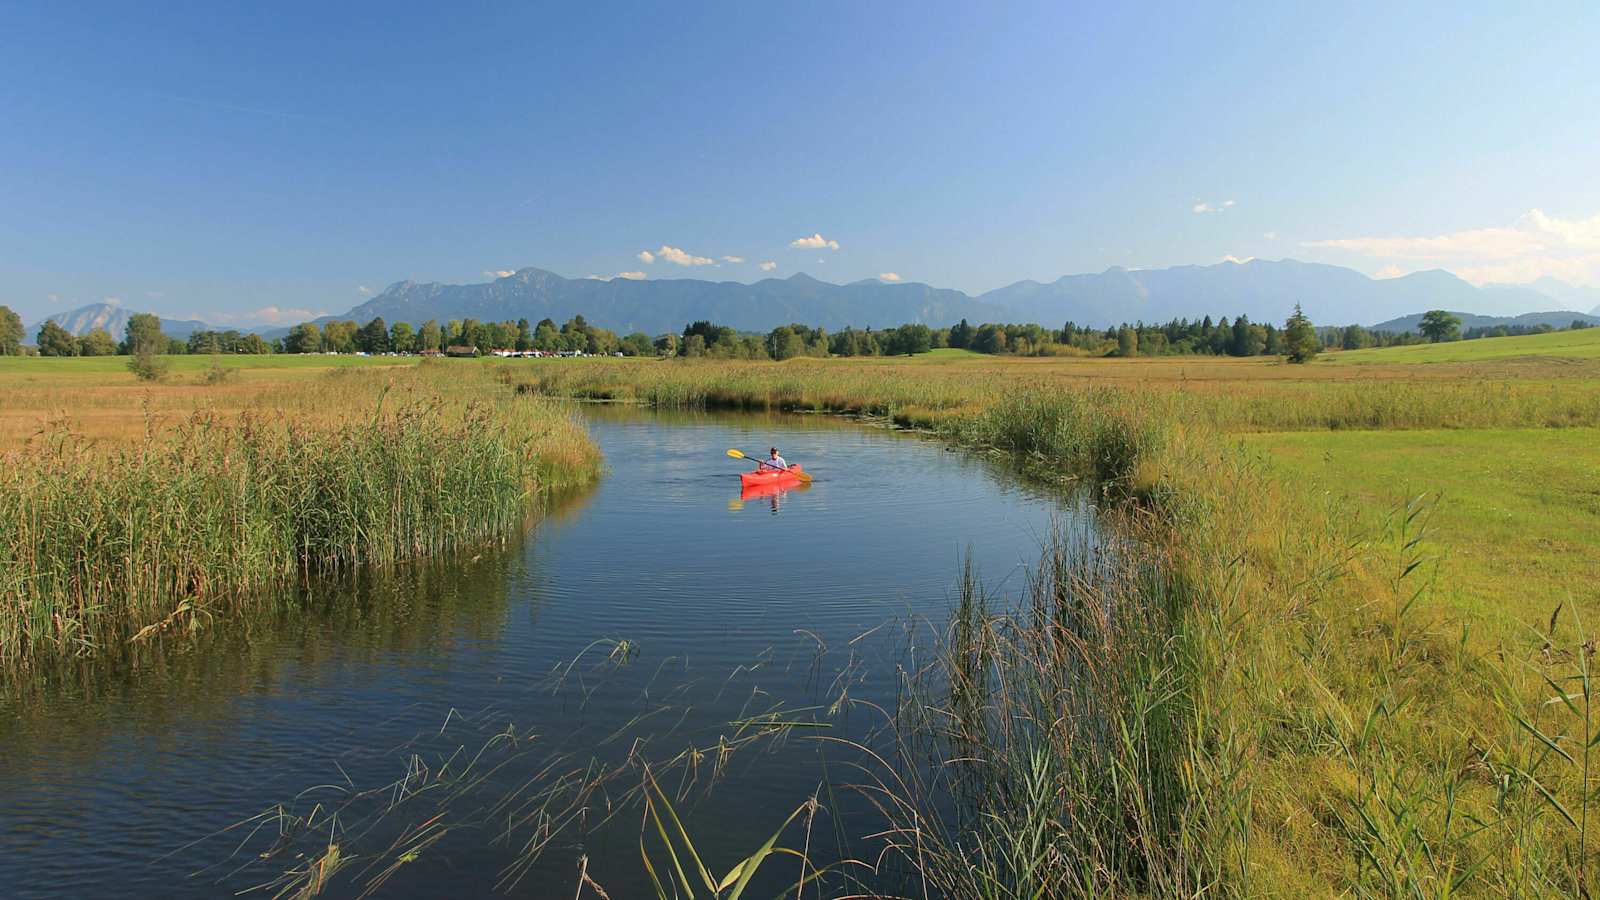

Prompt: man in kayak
xmin=763 ymin=447 xmax=789 ymax=471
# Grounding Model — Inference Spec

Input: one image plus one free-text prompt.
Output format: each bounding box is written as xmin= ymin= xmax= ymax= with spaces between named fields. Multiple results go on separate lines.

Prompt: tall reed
xmin=0 ymin=367 xmax=600 ymax=666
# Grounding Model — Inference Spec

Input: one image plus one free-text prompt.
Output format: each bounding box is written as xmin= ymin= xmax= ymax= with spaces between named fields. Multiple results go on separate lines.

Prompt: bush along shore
xmin=515 ymin=357 xmax=1600 ymax=896
xmin=0 ymin=366 xmax=600 ymax=667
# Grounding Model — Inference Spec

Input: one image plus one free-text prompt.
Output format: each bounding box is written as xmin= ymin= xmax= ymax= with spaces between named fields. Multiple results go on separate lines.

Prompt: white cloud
xmin=1221 ymin=255 xmax=1255 ymax=265
xmin=1192 ymin=199 xmax=1236 ymax=214
xmin=616 ymin=270 xmax=646 ymax=280
xmin=721 ymin=255 xmax=744 ymax=263
xmin=1304 ymin=209 xmax=1600 ymax=286
xmin=1263 ymin=231 xmax=1279 ymax=241
xmin=647 ymin=245 xmax=715 ymax=266
xmin=1373 ymin=264 xmax=1407 ymax=280
xmin=357 ymin=285 xmax=373 ymax=295
xmin=103 ymin=296 xmax=122 ymax=306
xmin=143 ymin=290 xmax=165 ymax=298
xmin=879 ymin=272 xmax=902 ymax=282
xmin=483 ymin=269 xmax=515 ymax=279
xmin=47 ymin=293 xmax=61 ymax=303
xmin=790 ymin=233 xmax=840 ymax=250
xmin=759 ymin=261 xmax=777 ymax=272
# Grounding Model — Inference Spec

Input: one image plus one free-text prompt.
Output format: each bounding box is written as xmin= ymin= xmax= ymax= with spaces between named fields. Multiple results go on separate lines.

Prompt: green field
xmin=1329 ymin=324 xmax=1600 ymax=364
xmin=1242 ymin=427 xmax=1600 ymax=630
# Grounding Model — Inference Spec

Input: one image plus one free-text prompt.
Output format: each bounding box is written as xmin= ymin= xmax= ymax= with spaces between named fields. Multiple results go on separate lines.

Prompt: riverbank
xmin=0 ymin=360 xmax=600 ymax=666
xmin=509 ymin=351 xmax=1600 ymax=895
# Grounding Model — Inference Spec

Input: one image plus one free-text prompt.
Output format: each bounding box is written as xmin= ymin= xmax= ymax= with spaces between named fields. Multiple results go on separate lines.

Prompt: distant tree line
xmin=6 ymin=301 xmax=1591 ymax=363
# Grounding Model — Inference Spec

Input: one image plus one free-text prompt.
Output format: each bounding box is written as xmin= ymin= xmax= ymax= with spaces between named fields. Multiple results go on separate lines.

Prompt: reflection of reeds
xmin=187 ymin=635 xmax=851 ymax=898
xmin=0 ymin=365 xmax=600 ymax=667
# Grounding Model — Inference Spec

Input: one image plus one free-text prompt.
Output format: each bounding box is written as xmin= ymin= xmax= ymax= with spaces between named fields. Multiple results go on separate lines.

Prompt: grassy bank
xmin=0 ymin=360 xmax=599 ymax=666
xmin=512 ymin=354 xmax=1600 ymax=895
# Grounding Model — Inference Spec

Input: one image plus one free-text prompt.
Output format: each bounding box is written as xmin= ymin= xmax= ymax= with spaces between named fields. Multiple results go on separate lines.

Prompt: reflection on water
xmin=0 ymin=406 xmax=1091 ymax=899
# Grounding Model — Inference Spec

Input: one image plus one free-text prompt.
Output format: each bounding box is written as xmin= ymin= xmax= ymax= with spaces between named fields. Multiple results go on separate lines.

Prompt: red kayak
xmin=739 ymin=464 xmax=804 ymax=489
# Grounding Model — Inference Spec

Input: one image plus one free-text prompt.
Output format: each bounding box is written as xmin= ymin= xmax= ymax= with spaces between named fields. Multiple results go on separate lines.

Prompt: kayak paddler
xmin=762 ymin=447 xmax=789 ymax=471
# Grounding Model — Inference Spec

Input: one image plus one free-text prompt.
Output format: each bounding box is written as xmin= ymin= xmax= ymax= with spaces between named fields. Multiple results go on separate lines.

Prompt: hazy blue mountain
xmin=291 ymin=260 xmax=1597 ymax=336
xmin=1483 ymin=276 xmax=1600 ymax=314
xmin=31 ymin=303 xmax=208 ymax=342
xmin=1369 ymin=310 xmax=1600 ymax=333
xmin=977 ymin=259 xmax=1561 ymax=328
xmin=320 ymin=268 xmax=1002 ymax=336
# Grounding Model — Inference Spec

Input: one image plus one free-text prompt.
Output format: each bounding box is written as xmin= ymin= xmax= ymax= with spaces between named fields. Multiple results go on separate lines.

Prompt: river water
xmin=0 ymin=407 xmax=1092 ymax=898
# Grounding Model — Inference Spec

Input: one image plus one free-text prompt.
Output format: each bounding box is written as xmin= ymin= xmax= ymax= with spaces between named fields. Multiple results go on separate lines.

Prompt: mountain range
xmin=28 ymin=260 xmax=1600 ymax=341
xmin=29 ymin=304 xmax=208 ymax=343
xmin=1370 ymin=310 xmax=1600 ymax=333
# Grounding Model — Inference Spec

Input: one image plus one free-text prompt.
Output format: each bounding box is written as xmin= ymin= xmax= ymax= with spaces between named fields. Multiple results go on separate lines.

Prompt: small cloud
xmin=1263 ymin=231 xmax=1279 ymax=241
xmin=47 ymin=293 xmax=61 ymax=303
xmin=616 ymin=271 xmax=646 ymax=280
xmin=1221 ymin=255 xmax=1255 ymax=265
xmin=143 ymin=290 xmax=165 ymax=298
xmin=721 ymin=255 xmax=744 ymax=263
xmin=1192 ymin=199 xmax=1236 ymax=214
xmin=483 ymin=269 xmax=515 ymax=279
xmin=650 ymin=245 xmax=715 ymax=266
xmin=879 ymin=272 xmax=902 ymax=282
xmin=759 ymin=261 xmax=777 ymax=272
xmin=103 ymin=296 xmax=122 ymax=306
xmin=357 ymin=285 xmax=373 ymax=295
xmin=790 ymin=232 xmax=840 ymax=250
xmin=637 ymin=250 xmax=655 ymax=264
xmin=1373 ymin=264 xmax=1408 ymax=280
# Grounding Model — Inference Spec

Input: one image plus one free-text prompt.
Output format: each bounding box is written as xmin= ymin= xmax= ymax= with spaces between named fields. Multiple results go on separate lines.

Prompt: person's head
xmin=769 ymin=447 xmax=779 ymax=458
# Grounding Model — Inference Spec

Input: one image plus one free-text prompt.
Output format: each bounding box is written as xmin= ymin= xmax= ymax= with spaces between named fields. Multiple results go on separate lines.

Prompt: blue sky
xmin=2 ymin=1 xmax=1597 ymax=325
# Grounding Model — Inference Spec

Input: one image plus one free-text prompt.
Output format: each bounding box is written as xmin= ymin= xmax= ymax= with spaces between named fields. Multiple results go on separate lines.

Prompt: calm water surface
xmin=0 ymin=407 xmax=1092 ymax=898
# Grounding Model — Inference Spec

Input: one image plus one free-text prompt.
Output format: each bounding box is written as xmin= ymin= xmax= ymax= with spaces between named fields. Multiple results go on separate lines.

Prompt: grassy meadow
xmin=0 ymin=357 xmax=599 ymax=665
xmin=507 ymin=330 xmax=1600 ymax=896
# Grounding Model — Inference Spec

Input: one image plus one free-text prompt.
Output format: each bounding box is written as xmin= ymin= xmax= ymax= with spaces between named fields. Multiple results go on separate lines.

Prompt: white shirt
xmin=765 ymin=455 xmax=788 ymax=470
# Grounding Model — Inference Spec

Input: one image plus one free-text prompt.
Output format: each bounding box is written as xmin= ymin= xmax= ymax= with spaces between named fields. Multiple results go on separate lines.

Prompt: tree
xmin=1283 ymin=304 xmax=1320 ymax=363
xmin=971 ymin=323 xmax=1005 ymax=354
xmin=323 ymin=320 xmax=359 ymax=353
xmin=682 ymin=334 xmax=707 ymax=358
xmin=1115 ymin=325 xmax=1139 ymax=358
xmin=516 ymin=318 xmax=532 ymax=352
xmin=766 ymin=325 xmax=803 ymax=360
xmin=418 ymin=320 xmax=442 ymax=352
xmin=533 ymin=321 xmax=560 ymax=352
xmin=358 ymin=317 xmax=390 ymax=353
xmin=620 ymin=332 xmax=654 ymax=356
xmin=285 ymin=322 xmax=323 ymax=354
xmin=390 ymin=321 xmax=416 ymax=353
xmin=1340 ymin=324 xmax=1370 ymax=350
xmin=36 ymin=320 xmax=79 ymax=356
xmin=119 ymin=313 xmax=166 ymax=355
xmin=1418 ymin=309 xmax=1462 ymax=343
xmin=948 ymin=318 xmax=973 ymax=350
xmin=78 ymin=328 xmax=117 ymax=356
xmin=0 ymin=304 xmax=23 ymax=354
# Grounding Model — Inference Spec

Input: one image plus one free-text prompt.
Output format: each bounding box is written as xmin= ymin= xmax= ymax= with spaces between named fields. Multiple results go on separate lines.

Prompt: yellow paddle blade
xmin=792 ymin=469 xmax=813 ymax=483
xmin=726 ymin=449 xmax=747 ymax=459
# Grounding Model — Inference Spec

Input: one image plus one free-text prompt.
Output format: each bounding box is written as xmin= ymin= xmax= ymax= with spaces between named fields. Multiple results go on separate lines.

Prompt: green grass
xmin=0 ymin=352 xmax=398 ymax=376
xmin=1328 ymin=326 xmax=1600 ymax=364
xmin=1241 ymin=428 xmax=1600 ymax=630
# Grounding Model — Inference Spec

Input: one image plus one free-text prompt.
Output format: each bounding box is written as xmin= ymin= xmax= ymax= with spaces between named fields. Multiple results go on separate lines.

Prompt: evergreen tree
xmin=1283 ymin=304 xmax=1320 ymax=363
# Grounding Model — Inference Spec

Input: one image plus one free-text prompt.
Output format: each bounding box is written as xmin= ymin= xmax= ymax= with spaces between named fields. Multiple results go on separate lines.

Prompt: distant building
xmin=445 ymin=345 xmax=480 ymax=358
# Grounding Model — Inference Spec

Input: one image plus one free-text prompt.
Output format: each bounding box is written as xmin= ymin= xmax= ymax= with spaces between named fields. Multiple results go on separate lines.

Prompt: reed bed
xmin=0 ymin=365 xmax=599 ymax=666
